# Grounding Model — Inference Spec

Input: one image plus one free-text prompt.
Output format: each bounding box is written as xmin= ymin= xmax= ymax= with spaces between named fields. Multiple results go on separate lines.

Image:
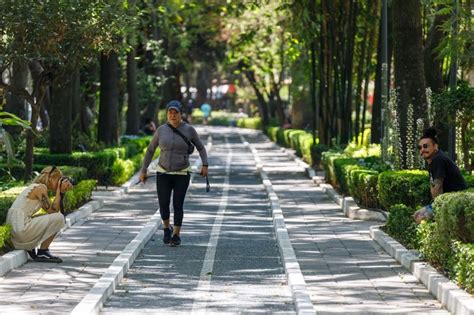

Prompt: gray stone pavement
xmin=246 ymin=131 xmax=449 ymax=314
xmin=0 ymin=127 xmax=452 ymax=314
xmin=102 ymin=131 xmax=295 ymax=314
xmin=0 ymin=175 xmax=162 ymax=314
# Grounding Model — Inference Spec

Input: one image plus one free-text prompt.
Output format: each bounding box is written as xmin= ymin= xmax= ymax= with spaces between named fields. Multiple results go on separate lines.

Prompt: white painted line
xmin=72 ymin=139 xmax=213 ymax=315
xmin=240 ymin=134 xmax=316 ymax=315
xmin=191 ymin=136 xmax=232 ymax=314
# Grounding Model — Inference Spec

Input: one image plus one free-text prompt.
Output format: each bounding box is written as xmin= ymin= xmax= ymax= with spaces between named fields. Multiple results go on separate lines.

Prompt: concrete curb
xmin=0 ymin=198 xmax=104 ymax=277
xmin=243 ymin=135 xmax=316 ymax=315
xmin=71 ymin=207 xmax=162 ymax=315
xmin=72 ymin=138 xmax=213 ymax=315
xmin=370 ymin=226 xmax=474 ymax=315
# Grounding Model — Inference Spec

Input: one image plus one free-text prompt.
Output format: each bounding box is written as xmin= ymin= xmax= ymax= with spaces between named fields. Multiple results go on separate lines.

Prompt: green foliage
xmin=0 ymin=164 xmax=87 ymax=183
xmin=417 ymin=221 xmax=452 ymax=271
xmin=0 ymin=224 xmax=12 ymax=252
xmin=386 ymin=204 xmax=418 ymax=249
xmin=348 ymin=169 xmax=380 ymax=209
xmin=433 ymin=191 xmax=474 ymax=244
xmin=452 ymin=241 xmax=474 ymax=294
xmin=237 ymin=117 xmax=262 ymax=130
xmin=33 ymin=150 xmax=117 ymax=185
xmin=62 ymin=180 xmax=97 ymax=213
xmin=111 ymin=159 xmax=135 ymax=186
xmin=378 ymin=170 xmax=430 ymax=210
xmin=0 ymin=196 xmax=15 ymax=225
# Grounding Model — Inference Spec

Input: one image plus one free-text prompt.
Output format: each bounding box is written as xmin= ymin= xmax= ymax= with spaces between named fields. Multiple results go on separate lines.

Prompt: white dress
xmin=6 ymin=183 xmax=65 ymax=250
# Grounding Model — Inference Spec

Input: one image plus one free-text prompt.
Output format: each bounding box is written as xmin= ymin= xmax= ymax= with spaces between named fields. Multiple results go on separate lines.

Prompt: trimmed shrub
xmin=266 ymin=126 xmax=279 ymax=142
xmin=417 ymin=221 xmax=452 ymax=271
xmin=0 ymin=224 xmax=12 ymax=252
xmin=378 ymin=170 xmax=430 ymax=210
xmin=464 ymin=174 xmax=474 ymax=188
xmin=333 ymin=157 xmax=358 ymax=194
xmin=348 ymin=169 xmax=380 ymax=208
xmin=63 ymin=180 xmax=97 ymax=213
xmin=433 ymin=191 xmax=474 ymax=244
xmin=0 ymin=196 xmax=15 ymax=225
xmin=237 ymin=117 xmax=262 ymax=130
xmin=0 ymin=164 xmax=87 ymax=182
xmin=386 ymin=204 xmax=418 ymax=249
xmin=452 ymin=241 xmax=474 ymax=294
xmin=111 ymin=159 xmax=135 ymax=186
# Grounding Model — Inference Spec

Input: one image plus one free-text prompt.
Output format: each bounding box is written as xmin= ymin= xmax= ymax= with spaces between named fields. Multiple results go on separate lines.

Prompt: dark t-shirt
xmin=428 ymin=150 xmax=467 ymax=193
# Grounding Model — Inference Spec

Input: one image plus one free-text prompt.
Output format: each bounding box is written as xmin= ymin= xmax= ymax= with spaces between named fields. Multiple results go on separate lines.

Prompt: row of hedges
xmin=30 ymin=136 xmax=155 ymax=186
xmin=258 ymin=124 xmax=474 ymax=294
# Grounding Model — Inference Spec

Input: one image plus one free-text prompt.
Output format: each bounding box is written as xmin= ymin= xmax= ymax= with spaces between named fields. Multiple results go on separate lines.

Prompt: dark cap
xmin=166 ymin=100 xmax=182 ymax=113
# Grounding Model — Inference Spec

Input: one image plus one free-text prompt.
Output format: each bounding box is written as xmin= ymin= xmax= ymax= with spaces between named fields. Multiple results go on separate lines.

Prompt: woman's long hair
xmin=33 ymin=166 xmax=62 ymax=186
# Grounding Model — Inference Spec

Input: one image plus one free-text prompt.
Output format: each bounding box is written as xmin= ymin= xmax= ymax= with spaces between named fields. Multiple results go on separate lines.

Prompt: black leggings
xmin=156 ymin=173 xmax=190 ymax=226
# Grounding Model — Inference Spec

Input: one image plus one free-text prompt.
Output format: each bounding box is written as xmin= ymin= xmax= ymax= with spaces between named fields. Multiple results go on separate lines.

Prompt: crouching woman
xmin=6 ymin=166 xmax=73 ymax=263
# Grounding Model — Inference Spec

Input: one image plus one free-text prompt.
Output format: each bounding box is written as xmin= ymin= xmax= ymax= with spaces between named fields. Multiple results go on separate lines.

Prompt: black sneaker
xmin=35 ymin=249 xmax=63 ymax=263
xmin=170 ymin=234 xmax=181 ymax=247
xmin=27 ymin=249 xmax=37 ymax=260
xmin=163 ymin=226 xmax=173 ymax=244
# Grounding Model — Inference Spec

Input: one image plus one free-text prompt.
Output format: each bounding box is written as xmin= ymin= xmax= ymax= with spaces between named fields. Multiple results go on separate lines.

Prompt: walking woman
xmin=139 ymin=100 xmax=209 ymax=246
xmin=7 ymin=166 xmax=73 ymax=262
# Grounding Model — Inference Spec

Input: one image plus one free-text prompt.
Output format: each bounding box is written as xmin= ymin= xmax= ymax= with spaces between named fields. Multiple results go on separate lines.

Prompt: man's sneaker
xmin=35 ymin=249 xmax=63 ymax=263
xmin=170 ymin=234 xmax=181 ymax=247
xmin=163 ymin=226 xmax=173 ymax=244
xmin=27 ymin=249 xmax=37 ymax=260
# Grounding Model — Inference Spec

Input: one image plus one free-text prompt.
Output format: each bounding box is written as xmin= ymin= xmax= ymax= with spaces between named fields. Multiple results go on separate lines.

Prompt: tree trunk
xmin=98 ymin=51 xmax=119 ymax=146
xmin=50 ymin=76 xmax=73 ymax=154
xmin=71 ymin=70 xmax=81 ymax=131
xmin=5 ymin=60 xmax=29 ymax=136
xmin=196 ymin=67 xmax=210 ymax=106
xmin=392 ymin=0 xmax=427 ymax=168
xmin=126 ymin=47 xmax=140 ymax=135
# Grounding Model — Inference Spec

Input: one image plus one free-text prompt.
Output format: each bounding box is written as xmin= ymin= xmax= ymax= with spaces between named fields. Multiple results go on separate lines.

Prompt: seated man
xmin=414 ymin=128 xmax=467 ymax=223
xmin=6 ymin=166 xmax=73 ymax=262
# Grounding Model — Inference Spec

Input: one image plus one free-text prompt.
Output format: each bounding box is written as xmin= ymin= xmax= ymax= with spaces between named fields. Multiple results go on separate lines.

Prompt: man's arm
xmin=431 ymin=178 xmax=444 ymax=198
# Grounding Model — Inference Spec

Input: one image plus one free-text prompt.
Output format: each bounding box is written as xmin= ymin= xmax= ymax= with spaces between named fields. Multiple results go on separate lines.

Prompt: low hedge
xmin=378 ymin=170 xmax=430 ymax=210
xmin=0 ymin=224 xmax=12 ymax=253
xmin=453 ymin=241 xmax=474 ymax=294
xmin=0 ymin=196 xmax=15 ymax=225
xmin=385 ymin=204 xmax=418 ymax=249
xmin=434 ymin=191 xmax=474 ymax=244
xmin=63 ymin=179 xmax=97 ymax=213
xmin=1 ymin=164 xmax=88 ymax=183
xmin=237 ymin=117 xmax=262 ymax=130
xmin=347 ymin=169 xmax=380 ymax=208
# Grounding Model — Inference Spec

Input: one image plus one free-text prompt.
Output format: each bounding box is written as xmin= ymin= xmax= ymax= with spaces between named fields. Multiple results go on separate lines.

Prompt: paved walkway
xmin=246 ymin=131 xmax=447 ymax=314
xmin=0 ymin=126 xmax=449 ymax=314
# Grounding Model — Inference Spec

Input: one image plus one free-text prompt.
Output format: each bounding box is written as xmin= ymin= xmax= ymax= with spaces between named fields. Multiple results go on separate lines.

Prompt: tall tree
xmin=392 ymin=0 xmax=428 ymax=168
xmin=98 ymin=52 xmax=120 ymax=146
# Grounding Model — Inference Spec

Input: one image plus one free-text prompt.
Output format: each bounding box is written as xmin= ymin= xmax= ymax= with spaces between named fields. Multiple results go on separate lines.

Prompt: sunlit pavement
xmin=0 ymin=126 xmax=448 ymax=314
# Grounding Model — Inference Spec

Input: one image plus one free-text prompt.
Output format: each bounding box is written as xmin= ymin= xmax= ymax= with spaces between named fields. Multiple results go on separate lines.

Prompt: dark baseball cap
xmin=166 ymin=100 xmax=182 ymax=113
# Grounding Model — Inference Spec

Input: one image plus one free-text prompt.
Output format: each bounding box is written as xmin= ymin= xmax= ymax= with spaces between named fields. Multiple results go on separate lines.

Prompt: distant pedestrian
xmin=184 ymin=99 xmax=194 ymax=124
xmin=413 ymin=128 xmax=467 ymax=223
xmin=139 ymin=100 xmax=209 ymax=246
xmin=200 ymin=103 xmax=212 ymax=125
xmin=6 ymin=166 xmax=74 ymax=262
xmin=143 ymin=118 xmax=157 ymax=135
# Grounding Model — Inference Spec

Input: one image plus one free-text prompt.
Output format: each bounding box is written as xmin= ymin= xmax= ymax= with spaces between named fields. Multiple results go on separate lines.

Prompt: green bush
xmin=452 ymin=241 xmax=474 ymax=294
xmin=0 ymin=224 xmax=12 ymax=252
xmin=386 ymin=204 xmax=418 ymax=248
xmin=433 ymin=191 xmax=474 ymax=243
xmin=378 ymin=170 xmax=430 ymax=210
xmin=333 ymin=157 xmax=358 ymax=194
xmin=237 ymin=117 xmax=262 ymax=129
xmin=63 ymin=180 xmax=97 ymax=213
xmin=0 ymin=196 xmax=15 ymax=225
xmin=464 ymin=174 xmax=474 ymax=188
xmin=33 ymin=149 xmax=117 ymax=185
xmin=309 ymin=143 xmax=329 ymax=168
xmin=348 ymin=169 xmax=380 ymax=208
xmin=266 ymin=126 xmax=279 ymax=142
xmin=417 ymin=221 xmax=452 ymax=271
xmin=111 ymin=159 xmax=135 ymax=186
